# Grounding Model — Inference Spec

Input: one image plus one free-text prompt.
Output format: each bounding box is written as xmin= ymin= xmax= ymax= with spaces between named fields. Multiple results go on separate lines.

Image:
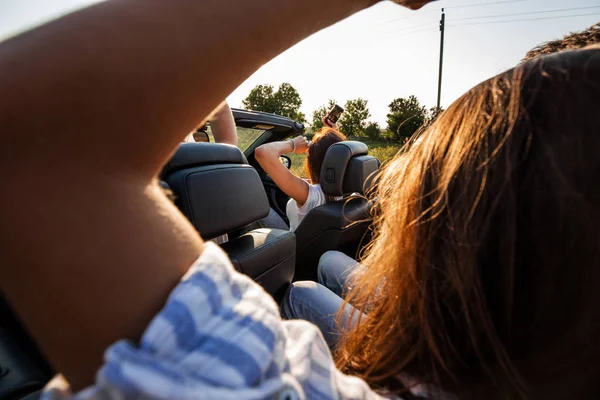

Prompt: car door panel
xmin=261 ymin=176 xmax=290 ymax=222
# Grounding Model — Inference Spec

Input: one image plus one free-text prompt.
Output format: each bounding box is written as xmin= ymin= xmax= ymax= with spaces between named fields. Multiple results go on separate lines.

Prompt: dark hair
xmin=305 ymin=128 xmax=346 ymax=184
xmin=336 ymin=48 xmax=600 ymax=399
xmin=523 ymin=22 xmax=600 ymax=61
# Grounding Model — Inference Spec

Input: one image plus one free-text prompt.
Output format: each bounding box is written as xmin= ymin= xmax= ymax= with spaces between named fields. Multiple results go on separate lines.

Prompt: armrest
xmin=221 ymin=228 xmax=295 ymax=296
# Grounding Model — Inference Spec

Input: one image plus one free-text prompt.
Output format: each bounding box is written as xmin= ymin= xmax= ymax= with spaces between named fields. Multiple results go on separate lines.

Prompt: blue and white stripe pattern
xmin=43 ymin=243 xmax=391 ymax=400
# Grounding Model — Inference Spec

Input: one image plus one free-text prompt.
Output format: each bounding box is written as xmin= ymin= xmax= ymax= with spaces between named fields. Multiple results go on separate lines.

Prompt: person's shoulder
xmin=308 ymin=183 xmax=324 ymax=195
xmin=308 ymin=182 xmax=323 ymax=191
xmin=306 ymin=183 xmax=326 ymax=205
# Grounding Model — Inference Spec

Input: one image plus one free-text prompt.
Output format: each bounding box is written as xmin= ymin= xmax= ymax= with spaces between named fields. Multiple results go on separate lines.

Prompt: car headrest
xmin=162 ymin=142 xmax=247 ymax=176
xmin=161 ymin=143 xmax=268 ymax=240
xmin=320 ymin=141 xmax=380 ymax=197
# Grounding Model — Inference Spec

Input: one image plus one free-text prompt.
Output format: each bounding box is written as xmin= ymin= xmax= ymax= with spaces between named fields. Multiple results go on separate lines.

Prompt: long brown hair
xmin=336 ymin=48 xmax=600 ymax=399
xmin=306 ymin=128 xmax=346 ymax=184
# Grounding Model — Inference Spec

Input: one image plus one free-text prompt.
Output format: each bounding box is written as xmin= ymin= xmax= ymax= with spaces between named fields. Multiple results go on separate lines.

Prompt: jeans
xmin=317 ymin=250 xmax=364 ymax=297
xmin=258 ymin=208 xmax=289 ymax=231
xmin=281 ymin=251 xmax=365 ymax=350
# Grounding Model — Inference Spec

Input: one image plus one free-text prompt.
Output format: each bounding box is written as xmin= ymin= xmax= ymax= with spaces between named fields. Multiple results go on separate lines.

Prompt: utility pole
xmin=437 ymin=8 xmax=445 ymax=110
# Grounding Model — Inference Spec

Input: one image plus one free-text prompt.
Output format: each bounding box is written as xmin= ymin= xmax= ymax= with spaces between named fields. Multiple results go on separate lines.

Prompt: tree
xmin=425 ymin=106 xmax=444 ymax=126
xmin=242 ymin=83 xmax=306 ymax=123
xmin=386 ymin=95 xmax=427 ymax=142
xmin=364 ymin=121 xmax=381 ymax=141
xmin=311 ymin=99 xmax=337 ymax=131
xmin=242 ymin=84 xmax=275 ymax=113
xmin=339 ymin=98 xmax=371 ymax=137
xmin=273 ymin=83 xmax=304 ymax=122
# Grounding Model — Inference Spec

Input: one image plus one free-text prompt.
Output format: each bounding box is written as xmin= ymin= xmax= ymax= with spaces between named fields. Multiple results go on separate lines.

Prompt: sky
xmin=1 ymin=0 xmax=599 ymax=125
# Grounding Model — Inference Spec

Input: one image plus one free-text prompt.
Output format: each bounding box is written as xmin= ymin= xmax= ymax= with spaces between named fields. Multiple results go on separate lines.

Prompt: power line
xmin=373 ymin=0 xmax=531 ymax=30
xmin=449 ymin=12 xmax=600 ymax=27
xmin=398 ymin=28 xmax=439 ymax=38
xmin=376 ymin=20 xmax=438 ymax=34
xmin=375 ymin=8 xmax=439 ymax=27
xmin=450 ymin=5 xmax=600 ymax=21
xmin=375 ymin=0 xmax=530 ymax=26
xmin=445 ymin=0 xmax=528 ymax=10
xmin=377 ymin=26 xmax=438 ymax=38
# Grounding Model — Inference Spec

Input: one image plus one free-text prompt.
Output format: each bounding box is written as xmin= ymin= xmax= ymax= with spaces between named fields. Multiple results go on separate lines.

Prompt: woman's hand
xmin=291 ymin=136 xmax=309 ymax=154
xmin=322 ymin=116 xmax=339 ymax=130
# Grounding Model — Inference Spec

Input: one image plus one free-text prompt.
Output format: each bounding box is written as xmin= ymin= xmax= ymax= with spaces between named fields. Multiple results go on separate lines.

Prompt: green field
xmin=226 ymin=127 xmax=403 ymax=178
xmin=237 ymin=127 xmax=264 ymax=150
xmin=288 ymin=138 xmax=403 ymax=178
xmin=205 ymin=126 xmax=263 ymax=150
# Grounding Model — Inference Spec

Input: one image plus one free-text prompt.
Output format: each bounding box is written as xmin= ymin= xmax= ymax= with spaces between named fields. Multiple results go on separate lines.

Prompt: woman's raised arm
xmin=0 ymin=0 xmax=434 ymax=389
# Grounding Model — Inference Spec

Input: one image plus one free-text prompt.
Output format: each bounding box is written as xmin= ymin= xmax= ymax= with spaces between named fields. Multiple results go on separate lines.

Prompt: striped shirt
xmin=42 ymin=243 xmax=393 ymax=400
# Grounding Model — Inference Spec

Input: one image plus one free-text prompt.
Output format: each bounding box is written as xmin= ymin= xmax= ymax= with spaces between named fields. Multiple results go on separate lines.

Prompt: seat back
xmin=294 ymin=141 xmax=379 ymax=281
xmin=162 ymin=143 xmax=270 ymax=240
xmin=162 ymin=143 xmax=296 ymax=297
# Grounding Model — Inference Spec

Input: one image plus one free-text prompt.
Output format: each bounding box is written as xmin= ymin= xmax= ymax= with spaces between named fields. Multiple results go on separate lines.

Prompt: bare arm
xmin=0 ymin=0 xmax=434 ymax=389
xmin=0 ymin=0 xmax=375 ymax=387
xmin=210 ymin=101 xmax=238 ymax=146
xmin=256 ymin=136 xmax=310 ymax=206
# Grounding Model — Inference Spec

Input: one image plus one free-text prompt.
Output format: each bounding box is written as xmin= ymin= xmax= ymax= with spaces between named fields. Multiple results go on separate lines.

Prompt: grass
xmin=237 ymin=127 xmax=263 ymax=150
xmin=209 ymin=127 xmax=404 ymax=178
xmin=206 ymin=126 xmax=263 ymax=150
xmin=289 ymin=138 xmax=403 ymax=178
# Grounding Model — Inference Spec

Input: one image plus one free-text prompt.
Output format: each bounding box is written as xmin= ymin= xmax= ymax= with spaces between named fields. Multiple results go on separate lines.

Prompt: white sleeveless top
xmin=286 ymin=183 xmax=331 ymax=231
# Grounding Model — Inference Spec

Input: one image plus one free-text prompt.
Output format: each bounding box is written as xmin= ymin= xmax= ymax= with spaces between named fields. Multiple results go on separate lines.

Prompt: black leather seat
xmin=0 ymin=143 xmax=297 ymax=399
xmin=162 ymin=143 xmax=296 ymax=297
xmin=293 ymin=141 xmax=380 ymax=281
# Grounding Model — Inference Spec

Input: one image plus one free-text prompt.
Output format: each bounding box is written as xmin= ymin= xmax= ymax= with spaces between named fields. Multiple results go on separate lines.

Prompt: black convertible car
xmin=0 ymin=109 xmax=380 ymax=399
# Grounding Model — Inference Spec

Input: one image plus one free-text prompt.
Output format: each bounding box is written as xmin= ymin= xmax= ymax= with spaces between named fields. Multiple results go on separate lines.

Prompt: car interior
xmin=0 ymin=109 xmax=380 ymax=399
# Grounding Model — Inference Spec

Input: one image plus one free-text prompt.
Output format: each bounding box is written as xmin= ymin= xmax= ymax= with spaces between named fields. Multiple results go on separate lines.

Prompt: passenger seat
xmin=161 ymin=143 xmax=296 ymax=298
xmin=293 ymin=141 xmax=380 ymax=281
xmin=0 ymin=143 xmax=297 ymax=400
